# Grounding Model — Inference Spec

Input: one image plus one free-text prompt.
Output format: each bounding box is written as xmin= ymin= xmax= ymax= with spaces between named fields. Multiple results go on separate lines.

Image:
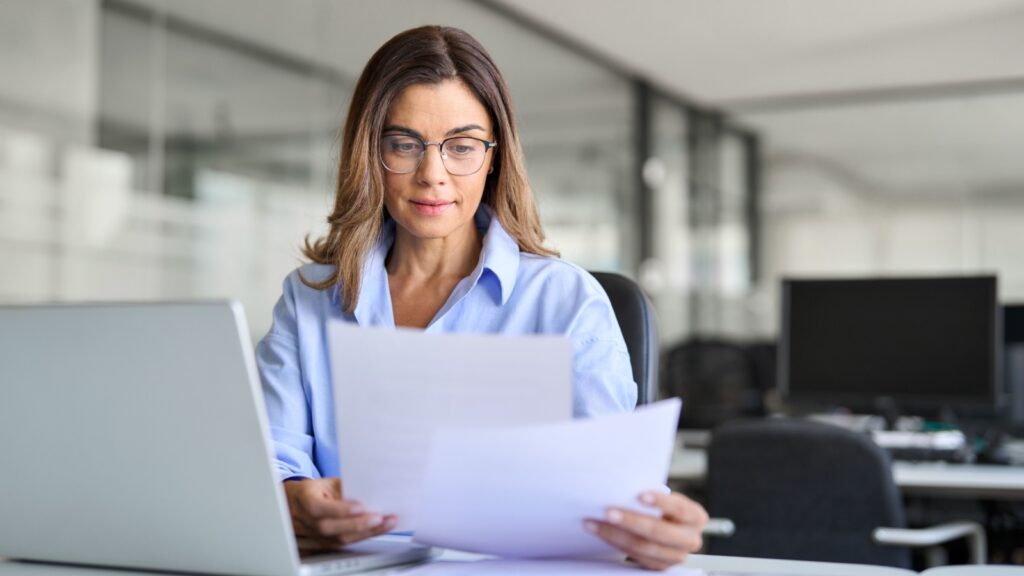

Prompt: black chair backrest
xmin=590 ymin=271 xmax=657 ymax=406
xmin=662 ymin=339 xmax=764 ymax=429
xmin=706 ymin=418 xmax=910 ymax=568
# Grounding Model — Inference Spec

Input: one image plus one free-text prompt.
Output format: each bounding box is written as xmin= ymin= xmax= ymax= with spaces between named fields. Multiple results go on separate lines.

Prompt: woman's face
xmin=381 ymin=79 xmax=495 ymax=244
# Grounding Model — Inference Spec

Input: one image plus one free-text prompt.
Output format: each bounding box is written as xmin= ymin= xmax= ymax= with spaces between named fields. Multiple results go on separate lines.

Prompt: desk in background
xmin=671 ymin=431 xmax=1024 ymax=501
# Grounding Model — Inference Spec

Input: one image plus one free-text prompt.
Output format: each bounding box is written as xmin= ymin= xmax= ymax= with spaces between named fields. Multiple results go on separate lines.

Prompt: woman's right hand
xmin=283 ymin=477 xmax=398 ymax=552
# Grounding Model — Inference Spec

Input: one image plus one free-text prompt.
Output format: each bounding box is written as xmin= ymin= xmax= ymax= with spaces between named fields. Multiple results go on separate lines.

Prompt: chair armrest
xmin=702 ymin=517 xmax=735 ymax=538
xmin=872 ymin=521 xmax=987 ymax=564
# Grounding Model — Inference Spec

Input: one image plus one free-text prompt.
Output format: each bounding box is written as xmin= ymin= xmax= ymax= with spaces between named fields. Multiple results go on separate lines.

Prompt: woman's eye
xmin=449 ymin=145 xmax=475 ymax=155
xmin=388 ymin=140 xmax=421 ymax=154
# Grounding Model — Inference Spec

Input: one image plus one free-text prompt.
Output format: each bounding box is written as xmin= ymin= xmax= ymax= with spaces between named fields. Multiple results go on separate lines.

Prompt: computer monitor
xmin=779 ymin=276 xmax=1000 ymax=414
xmin=1004 ymin=304 xmax=1024 ymax=426
xmin=1004 ymin=304 xmax=1024 ymax=344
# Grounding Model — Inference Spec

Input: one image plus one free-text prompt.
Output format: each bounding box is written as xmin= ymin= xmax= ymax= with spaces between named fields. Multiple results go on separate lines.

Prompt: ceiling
xmin=490 ymin=0 xmax=1024 ymax=201
xmin=112 ymin=0 xmax=1024 ymax=200
xmin=488 ymin=0 xmax=1024 ymax=104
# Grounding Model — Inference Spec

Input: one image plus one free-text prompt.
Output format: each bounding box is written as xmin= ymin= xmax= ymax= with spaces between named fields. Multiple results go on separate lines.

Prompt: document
xmin=329 ymin=323 xmax=572 ymax=530
xmin=399 ymin=558 xmax=706 ymax=575
xmin=413 ymin=399 xmax=681 ymax=558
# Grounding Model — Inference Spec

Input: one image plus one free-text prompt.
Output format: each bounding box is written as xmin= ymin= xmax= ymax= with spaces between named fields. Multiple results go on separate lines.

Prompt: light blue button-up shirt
xmin=255 ymin=207 xmax=637 ymax=481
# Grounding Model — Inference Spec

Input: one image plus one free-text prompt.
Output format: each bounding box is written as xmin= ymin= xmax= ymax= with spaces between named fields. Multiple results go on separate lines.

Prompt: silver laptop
xmin=0 ymin=302 xmax=435 ymax=576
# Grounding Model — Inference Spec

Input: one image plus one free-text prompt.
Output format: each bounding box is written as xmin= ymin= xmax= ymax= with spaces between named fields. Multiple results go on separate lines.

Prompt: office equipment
xmin=704 ymin=419 xmax=986 ymax=568
xmin=670 ymin=433 xmax=1024 ymax=500
xmin=0 ymin=302 xmax=433 ymax=576
xmin=746 ymin=339 xmax=778 ymax=394
xmin=590 ymin=271 xmax=658 ymax=405
xmin=414 ymin=399 xmax=680 ymax=558
xmin=662 ymin=339 xmax=764 ymax=429
xmin=1004 ymin=304 xmax=1024 ymax=428
xmin=780 ymin=276 xmax=1000 ymax=416
xmin=871 ymin=430 xmax=969 ymax=463
xmin=328 ymin=323 xmax=571 ymax=531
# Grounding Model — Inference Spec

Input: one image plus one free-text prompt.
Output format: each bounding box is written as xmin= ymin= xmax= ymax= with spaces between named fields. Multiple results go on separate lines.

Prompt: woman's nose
xmin=416 ymin=143 xmax=449 ymax=185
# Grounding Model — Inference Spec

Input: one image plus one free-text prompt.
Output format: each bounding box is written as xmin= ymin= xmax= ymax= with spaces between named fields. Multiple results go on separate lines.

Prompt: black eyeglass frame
xmin=379 ymin=134 xmax=498 ymax=176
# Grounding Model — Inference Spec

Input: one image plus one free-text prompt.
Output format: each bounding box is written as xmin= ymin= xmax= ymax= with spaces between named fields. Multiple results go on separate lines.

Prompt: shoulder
xmin=512 ymin=254 xmax=626 ymax=347
xmin=514 ymin=252 xmax=609 ymax=303
xmin=280 ymin=263 xmax=339 ymax=304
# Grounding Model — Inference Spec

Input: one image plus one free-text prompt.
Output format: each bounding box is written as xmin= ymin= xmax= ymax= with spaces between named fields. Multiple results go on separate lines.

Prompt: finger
xmin=604 ymin=507 xmax=701 ymax=551
xmin=327 ymin=477 xmax=343 ymax=499
xmin=584 ymin=520 xmax=687 ymax=570
xmin=316 ymin=512 xmax=395 ymax=538
xmin=353 ymin=514 xmax=399 ymax=543
xmin=638 ymin=491 xmax=709 ymax=527
xmin=331 ymin=515 xmax=399 ymax=546
xmin=303 ymin=494 xmax=366 ymax=520
xmin=294 ymin=493 xmax=365 ymax=537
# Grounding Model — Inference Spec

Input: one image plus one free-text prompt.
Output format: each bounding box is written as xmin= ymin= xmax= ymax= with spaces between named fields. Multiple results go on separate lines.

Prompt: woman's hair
xmin=301 ymin=25 xmax=557 ymax=312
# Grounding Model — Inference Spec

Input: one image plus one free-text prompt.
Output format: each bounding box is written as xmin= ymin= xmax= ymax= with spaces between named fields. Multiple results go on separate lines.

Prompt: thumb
xmin=327 ymin=477 xmax=342 ymax=499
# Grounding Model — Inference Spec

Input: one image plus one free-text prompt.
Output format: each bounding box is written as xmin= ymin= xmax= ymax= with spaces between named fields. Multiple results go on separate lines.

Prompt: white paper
xmin=397 ymin=558 xmax=706 ymax=575
xmin=329 ymin=323 xmax=572 ymax=530
xmin=413 ymin=399 xmax=682 ymax=558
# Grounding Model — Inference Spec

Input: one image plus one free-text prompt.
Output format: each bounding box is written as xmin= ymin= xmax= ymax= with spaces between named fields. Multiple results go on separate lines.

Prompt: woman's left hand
xmin=585 ymin=490 xmax=709 ymax=571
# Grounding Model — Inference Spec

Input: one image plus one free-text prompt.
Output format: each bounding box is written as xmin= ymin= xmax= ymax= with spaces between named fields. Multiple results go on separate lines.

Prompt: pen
xmin=703 ymin=518 xmax=736 ymax=537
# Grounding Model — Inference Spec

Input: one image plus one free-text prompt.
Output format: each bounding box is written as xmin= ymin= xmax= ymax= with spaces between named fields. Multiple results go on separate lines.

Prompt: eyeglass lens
xmin=381 ymin=135 xmax=490 ymax=176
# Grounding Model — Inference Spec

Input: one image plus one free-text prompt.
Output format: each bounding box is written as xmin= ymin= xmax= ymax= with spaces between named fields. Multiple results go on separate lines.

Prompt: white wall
xmin=0 ymin=0 xmax=99 ymax=145
xmin=758 ymin=159 xmax=1024 ymax=335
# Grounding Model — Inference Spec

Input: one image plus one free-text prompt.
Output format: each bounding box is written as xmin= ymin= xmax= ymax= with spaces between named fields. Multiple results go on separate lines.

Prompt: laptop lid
xmin=0 ymin=302 xmax=427 ymax=576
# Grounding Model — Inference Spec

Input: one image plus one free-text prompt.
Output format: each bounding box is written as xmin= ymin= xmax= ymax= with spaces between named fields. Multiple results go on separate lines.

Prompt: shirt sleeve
xmin=255 ymin=275 xmax=320 ymax=481
xmin=569 ymin=296 xmax=639 ymax=416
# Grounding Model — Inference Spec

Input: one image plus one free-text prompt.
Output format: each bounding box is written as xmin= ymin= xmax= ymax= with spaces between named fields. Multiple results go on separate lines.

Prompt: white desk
xmin=424 ymin=548 xmax=921 ymax=575
xmin=670 ymin=433 xmax=1024 ymax=501
xmin=0 ymin=552 xmax=925 ymax=576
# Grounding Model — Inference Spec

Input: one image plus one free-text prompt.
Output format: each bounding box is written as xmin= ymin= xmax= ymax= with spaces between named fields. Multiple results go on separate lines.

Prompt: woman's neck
xmin=386 ymin=223 xmax=483 ymax=281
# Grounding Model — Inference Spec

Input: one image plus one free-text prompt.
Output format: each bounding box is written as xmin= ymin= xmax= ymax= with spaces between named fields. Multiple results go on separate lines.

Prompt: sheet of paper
xmin=329 ymin=323 xmax=572 ymax=530
xmin=397 ymin=558 xmax=706 ymax=575
xmin=412 ymin=399 xmax=681 ymax=558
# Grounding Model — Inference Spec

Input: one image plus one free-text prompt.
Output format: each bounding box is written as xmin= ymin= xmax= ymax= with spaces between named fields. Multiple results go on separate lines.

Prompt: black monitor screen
xmin=1005 ymin=304 xmax=1024 ymax=344
xmin=781 ymin=276 xmax=999 ymax=409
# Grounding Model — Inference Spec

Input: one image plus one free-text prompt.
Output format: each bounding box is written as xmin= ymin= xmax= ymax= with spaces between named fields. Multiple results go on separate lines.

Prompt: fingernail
xmin=583 ymin=520 xmax=599 ymax=534
xmin=639 ymin=492 xmax=656 ymax=505
xmin=349 ymin=505 xmax=365 ymax=515
xmin=606 ymin=509 xmax=623 ymax=524
xmin=365 ymin=515 xmax=382 ymax=528
xmin=384 ymin=516 xmax=398 ymax=529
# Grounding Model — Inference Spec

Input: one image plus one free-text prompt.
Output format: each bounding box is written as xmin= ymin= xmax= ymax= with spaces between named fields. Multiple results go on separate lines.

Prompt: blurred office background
xmin=2 ymin=0 xmax=1024 ymax=348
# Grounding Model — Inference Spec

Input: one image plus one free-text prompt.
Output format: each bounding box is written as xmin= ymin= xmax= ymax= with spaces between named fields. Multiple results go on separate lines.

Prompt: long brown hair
xmin=301 ymin=25 xmax=557 ymax=312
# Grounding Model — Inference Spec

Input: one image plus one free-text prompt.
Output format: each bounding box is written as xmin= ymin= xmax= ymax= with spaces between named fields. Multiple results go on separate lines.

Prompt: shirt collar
xmin=474 ymin=205 xmax=520 ymax=305
xmin=341 ymin=205 xmax=521 ymax=320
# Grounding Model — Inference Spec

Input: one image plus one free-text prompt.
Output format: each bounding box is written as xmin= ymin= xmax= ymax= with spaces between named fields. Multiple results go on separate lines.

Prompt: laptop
xmin=0 ymin=302 xmax=435 ymax=576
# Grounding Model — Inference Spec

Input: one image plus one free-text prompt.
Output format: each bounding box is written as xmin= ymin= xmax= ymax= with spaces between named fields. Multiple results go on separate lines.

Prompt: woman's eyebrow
xmin=382 ymin=125 xmax=422 ymax=138
xmin=445 ymin=124 xmax=486 ymax=136
xmin=382 ymin=124 xmax=487 ymax=138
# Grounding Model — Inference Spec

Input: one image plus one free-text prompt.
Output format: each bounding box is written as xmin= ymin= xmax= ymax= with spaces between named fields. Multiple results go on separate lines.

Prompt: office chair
xmin=661 ymin=339 xmax=764 ymax=428
xmin=704 ymin=418 xmax=986 ymax=568
xmin=590 ymin=271 xmax=657 ymax=406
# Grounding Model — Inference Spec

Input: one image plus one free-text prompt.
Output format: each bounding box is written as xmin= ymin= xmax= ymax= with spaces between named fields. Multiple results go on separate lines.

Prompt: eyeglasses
xmin=380 ymin=134 xmax=497 ymax=176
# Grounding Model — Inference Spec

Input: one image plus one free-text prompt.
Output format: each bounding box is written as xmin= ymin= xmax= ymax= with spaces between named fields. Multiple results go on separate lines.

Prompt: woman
xmin=256 ymin=25 xmax=707 ymax=570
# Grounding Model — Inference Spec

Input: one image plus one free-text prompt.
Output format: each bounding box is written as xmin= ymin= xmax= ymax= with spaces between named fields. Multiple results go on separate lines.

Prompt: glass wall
xmin=0 ymin=0 xmax=644 ymax=339
xmin=645 ymin=95 xmax=690 ymax=346
xmin=748 ymin=91 xmax=1024 ymax=336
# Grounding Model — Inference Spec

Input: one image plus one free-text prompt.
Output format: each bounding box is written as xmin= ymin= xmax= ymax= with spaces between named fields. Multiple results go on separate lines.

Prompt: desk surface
xmin=671 ymin=432 xmax=1024 ymax=500
xmin=0 ymin=553 xmax=923 ymax=576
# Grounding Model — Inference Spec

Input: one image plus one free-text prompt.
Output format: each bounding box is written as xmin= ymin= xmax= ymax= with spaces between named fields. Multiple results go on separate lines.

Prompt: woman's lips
xmin=410 ymin=199 xmax=454 ymax=216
